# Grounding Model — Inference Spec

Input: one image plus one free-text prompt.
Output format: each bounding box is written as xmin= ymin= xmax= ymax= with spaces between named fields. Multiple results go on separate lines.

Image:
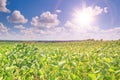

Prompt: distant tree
xmin=100 ymin=39 xmax=103 ymax=41
xmin=86 ymin=39 xmax=95 ymax=41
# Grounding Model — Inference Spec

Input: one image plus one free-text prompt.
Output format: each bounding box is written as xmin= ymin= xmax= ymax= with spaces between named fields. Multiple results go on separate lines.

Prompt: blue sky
xmin=0 ymin=0 xmax=120 ymax=40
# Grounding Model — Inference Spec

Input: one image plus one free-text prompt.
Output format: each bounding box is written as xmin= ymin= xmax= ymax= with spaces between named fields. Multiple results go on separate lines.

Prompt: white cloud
xmin=31 ymin=11 xmax=60 ymax=28
xmin=0 ymin=8 xmax=119 ymax=40
xmin=101 ymin=27 xmax=120 ymax=33
xmin=104 ymin=7 xmax=108 ymax=13
xmin=93 ymin=6 xmax=103 ymax=16
xmin=21 ymin=28 xmax=34 ymax=36
xmin=55 ymin=9 xmax=62 ymax=13
xmin=14 ymin=25 xmax=25 ymax=29
xmin=0 ymin=0 xmax=10 ymax=13
xmin=23 ymin=26 xmax=120 ymax=40
xmin=93 ymin=27 xmax=120 ymax=40
xmin=64 ymin=21 xmax=74 ymax=29
xmin=87 ymin=6 xmax=108 ymax=16
xmin=82 ymin=6 xmax=107 ymax=16
xmin=7 ymin=10 xmax=28 ymax=24
xmin=1 ymin=25 xmax=120 ymax=40
xmin=15 ymin=17 xmax=119 ymax=40
xmin=0 ymin=22 xmax=8 ymax=33
xmin=64 ymin=20 xmax=99 ymax=33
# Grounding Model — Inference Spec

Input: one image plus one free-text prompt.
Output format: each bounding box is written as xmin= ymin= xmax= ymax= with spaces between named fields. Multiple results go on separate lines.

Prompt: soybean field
xmin=0 ymin=41 xmax=120 ymax=80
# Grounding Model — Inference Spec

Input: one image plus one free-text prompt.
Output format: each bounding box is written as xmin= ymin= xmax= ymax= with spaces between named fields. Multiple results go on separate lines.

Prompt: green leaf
xmin=88 ymin=74 xmax=96 ymax=80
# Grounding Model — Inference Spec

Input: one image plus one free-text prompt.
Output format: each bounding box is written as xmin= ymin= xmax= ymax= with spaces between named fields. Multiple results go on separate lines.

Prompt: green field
xmin=0 ymin=41 xmax=120 ymax=80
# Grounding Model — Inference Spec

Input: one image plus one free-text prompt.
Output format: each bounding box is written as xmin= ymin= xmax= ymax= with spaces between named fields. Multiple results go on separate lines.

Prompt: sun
xmin=73 ymin=8 xmax=94 ymax=26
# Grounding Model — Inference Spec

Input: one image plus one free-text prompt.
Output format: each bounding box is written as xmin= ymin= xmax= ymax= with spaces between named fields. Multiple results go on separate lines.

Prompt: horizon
xmin=0 ymin=39 xmax=119 ymax=42
xmin=0 ymin=0 xmax=120 ymax=40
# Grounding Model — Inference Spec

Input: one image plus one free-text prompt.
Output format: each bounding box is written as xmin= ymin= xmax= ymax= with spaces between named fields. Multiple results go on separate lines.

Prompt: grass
xmin=0 ymin=41 xmax=120 ymax=80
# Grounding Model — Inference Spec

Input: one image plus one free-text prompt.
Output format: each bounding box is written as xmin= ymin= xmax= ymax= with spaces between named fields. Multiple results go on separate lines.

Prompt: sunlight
xmin=73 ymin=8 xmax=94 ymax=26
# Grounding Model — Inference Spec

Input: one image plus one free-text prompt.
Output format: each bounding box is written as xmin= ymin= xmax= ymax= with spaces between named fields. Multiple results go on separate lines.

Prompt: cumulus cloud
xmin=93 ymin=27 xmax=120 ymax=40
xmin=1 ymin=8 xmax=119 ymax=40
xmin=73 ymin=6 xmax=108 ymax=18
xmin=55 ymin=9 xmax=62 ymax=13
xmin=21 ymin=26 xmax=120 ymax=40
xmin=64 ymin=21 xmax=74 ymax=29
xmin=64 ymin=20 xmax=99 ymax=33
xmin=93 ymin=6 xmax=104 ymax=15
xmin=14 ymin=25 xmax=25 ymax=29
xmin=0 ymin=0 xmax=10 ymax=13
xmin=20 ymin=27 xmax=53 ymax=40
xmin=101 ymin=27 xmax=120 ymax=33
xmin=7 ymin=10 xmax=28 ymax=24
xmin=91 ymin=6 xmax=108 ymax=16
xmin=21 ymin=28 xmax=34 ymax=36
xmin=104 ymin=7 xmax=108 ymax=13
xmin=1 ymin=25 xmax=120 ymax=40
xmin=31 ymin=11 xmax=60 ymax=28
xmin=83 ymin=6 xmax=108 ymax=16
xmin=0 ymin=22 xmax=8 ymax=33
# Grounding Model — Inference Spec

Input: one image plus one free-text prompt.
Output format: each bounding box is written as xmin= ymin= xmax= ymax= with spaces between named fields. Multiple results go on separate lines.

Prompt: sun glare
xmin=73 ymin=8 xmax=94 ymax=26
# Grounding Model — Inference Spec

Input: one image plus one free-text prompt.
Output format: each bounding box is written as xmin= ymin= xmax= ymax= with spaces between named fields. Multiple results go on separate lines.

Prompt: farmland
xmin=0 ymin=41 xmax=120 ymax=80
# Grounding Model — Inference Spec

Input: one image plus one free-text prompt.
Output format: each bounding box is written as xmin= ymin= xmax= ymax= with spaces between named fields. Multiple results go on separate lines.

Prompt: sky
xmin=0 ymin=0 xmax=120 ymax=40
